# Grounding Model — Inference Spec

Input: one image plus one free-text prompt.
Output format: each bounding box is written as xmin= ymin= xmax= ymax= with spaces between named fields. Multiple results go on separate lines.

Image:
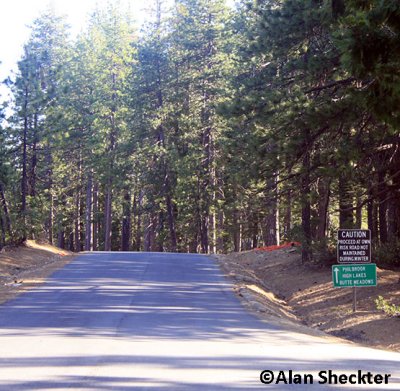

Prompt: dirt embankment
xmin=217 ymin=248 xmax=400 ymax=352
xmin=0 ymin=240 xmax=74 ymax=304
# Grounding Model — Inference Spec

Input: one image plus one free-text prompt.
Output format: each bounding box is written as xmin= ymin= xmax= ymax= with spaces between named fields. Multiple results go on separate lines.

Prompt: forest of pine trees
xmin=0 ymin=0 xmax=399 ymax=263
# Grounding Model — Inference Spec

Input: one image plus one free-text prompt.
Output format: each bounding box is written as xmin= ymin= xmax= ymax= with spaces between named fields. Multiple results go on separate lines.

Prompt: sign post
xmin=334 ymin=229 xmax=376 ymax=312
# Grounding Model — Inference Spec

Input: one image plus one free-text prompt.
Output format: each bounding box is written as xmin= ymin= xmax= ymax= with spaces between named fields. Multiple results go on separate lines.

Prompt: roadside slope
xmin=0 ymin=240 xmax=74 ymax=304
xmin=217 ymin=248 xmax=400 ymax=352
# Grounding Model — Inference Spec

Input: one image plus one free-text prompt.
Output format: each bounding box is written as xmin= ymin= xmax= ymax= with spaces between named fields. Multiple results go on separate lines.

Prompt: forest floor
xmin=0 ymin=240 xmax=74 ymax=304
xmin=216 ymin=248 xmax=400 ymax=352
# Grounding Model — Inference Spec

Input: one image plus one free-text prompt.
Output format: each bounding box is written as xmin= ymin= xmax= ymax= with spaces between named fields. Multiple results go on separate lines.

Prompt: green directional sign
xmin=332 ymin=264 xmax=377 ymax=288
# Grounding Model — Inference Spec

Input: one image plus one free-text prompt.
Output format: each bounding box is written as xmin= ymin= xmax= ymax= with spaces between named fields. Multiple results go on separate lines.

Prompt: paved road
xmin=0 ymin=252 xmax=399 ymax=390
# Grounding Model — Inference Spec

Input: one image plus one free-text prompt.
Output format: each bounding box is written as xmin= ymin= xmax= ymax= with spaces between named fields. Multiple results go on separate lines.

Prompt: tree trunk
xmin=104 ymin=181 xmax=113 ymax=251
xmin=0 ymin=184 xmax=8 ymax=248
xmin=121 ymin=189 xmax=131 ymax=251
xmin=315 ymin=178 xmax=331 ymax=240
xmin=263 ymin=201 xmax=279 ymax=246
xmin=355 ymin=190 xmax=363 ymax=229
xmin=164 ymin=191 xmax=177 ymax=252
xmin=251 ymin=211 xmax=259 ymax=249
xmin=373 ymin=201 xmax=379 ymax=242
xmin=57 ymin=230 xmax=65 ymax=249
xmin=263 ymin=178 xmax=280 ymax=246
xmin=133 ymin=191 xmax=142 ymax=251
xmin=0 ymin=182 xmax=12 ymax=239
xmin=28 ymin=112 xmax=38 ymax=197
xmin=144 ymin=215 xmax=151 ymax=252
xmin=156 ymin=211 xmax=164 ymax=252
xmin=48 ymin=193 xmax=54 ymax=245
xmin=378 ymin=170 xmax=388 ymax=244
xmin=301 ymin=189 xmax=312 ymax=263
xmin=189 ymin=202 xmax=199 ymax=253
xmin=263 ymin=141 xmax=280 ymax=246
xmin=233 ymin=209 xmax=241 ymax=252
xmin=387 ymin=195 xmax=398 ymax=240
xmin=301 ymin=131 xmax=312 ymax=263
xmin=144 ymin=213 xmax=156 ymax=252
xmin=92 ymin=181 xmax=99 ymax=251
xmin=367 ymin=198 xmax=375 ymax=238
xmin=74 ymin=189 xmax=81 ymax=252
xmin=210 ymin=170 xmax=217 ymax=254
xmin=104 ymin=65 xmax=118 ymax=251
xmin=45 ymin=143 xmax=54 ymax=245
xmin=199 ymin=128 xmax=212 ymax=254
xmin=21 ymin=86 xmax=29 ymax=240
xmin=284 ymin=189 xmax=292 ymax=240
xmin=68 ymin=231 xmax=74 ymax=252
xmin=85 ymin=172 xmax=93 ymax=251
xmin=388 ymin=145 xmax=400 ymax=240
xmin=56 ymin=194 xmax=67 ymax=249
xmin=200 ymin=213 xmax=209 ymax=253
xmin=0 ymin=213 xmax=5 ymax=248
xmin=217 ymin=209 xmax=225 ymax=253
xmin=339 ymin=173 xmax=354 ymax=228
xmin=367 ymin=174 xmax=378 ymax=240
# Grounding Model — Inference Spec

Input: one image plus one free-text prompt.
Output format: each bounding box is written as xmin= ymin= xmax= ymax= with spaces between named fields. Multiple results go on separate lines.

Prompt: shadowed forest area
xmin=0 ymin=0 xmax=399 ymax=264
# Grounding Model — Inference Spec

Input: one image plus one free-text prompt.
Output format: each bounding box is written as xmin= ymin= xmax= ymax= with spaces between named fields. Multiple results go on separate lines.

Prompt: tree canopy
xmin=0 ymin=0 xmax=399 ymax=265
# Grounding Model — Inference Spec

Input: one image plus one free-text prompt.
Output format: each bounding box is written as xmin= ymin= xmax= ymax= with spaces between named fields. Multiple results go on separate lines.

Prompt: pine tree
xmin=10 ymin=9 xmax=70 ymax=241
xmin=131 ymin=0 xmax=178 ymax=252
xmin=0 ymin=107 xmax=13 ymax=247
xmin=84 ymin=2 xmax=135 ymax=250
xmin=169 ymin=0 xmax=232 ymax=253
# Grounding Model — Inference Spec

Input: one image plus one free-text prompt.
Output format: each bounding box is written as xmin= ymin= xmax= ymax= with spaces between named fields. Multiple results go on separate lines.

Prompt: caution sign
xmin=337 ymin=229 xmax=371 ymax=263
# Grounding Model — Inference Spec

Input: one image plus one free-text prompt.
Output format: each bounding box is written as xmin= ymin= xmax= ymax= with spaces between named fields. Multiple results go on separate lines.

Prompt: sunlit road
xmin=0 ymin=252 xmax=399 ymax=390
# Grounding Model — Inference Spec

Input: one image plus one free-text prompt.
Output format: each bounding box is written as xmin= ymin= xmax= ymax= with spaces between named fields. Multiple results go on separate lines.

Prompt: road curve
xmin=0 ymin=252 xmax=399 ymax=390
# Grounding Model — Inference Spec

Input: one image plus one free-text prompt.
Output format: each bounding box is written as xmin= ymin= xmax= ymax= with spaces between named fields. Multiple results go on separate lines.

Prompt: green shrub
xmin=311 ymin=238 xmax=337 ymax=266
xmin=375 ymin=296 xmax=400 ymax=317
xmin=374 ymin=239 xmax=400 ymax=266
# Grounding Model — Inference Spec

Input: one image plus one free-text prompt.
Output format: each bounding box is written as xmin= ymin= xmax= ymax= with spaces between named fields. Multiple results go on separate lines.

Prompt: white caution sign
xmin=337 ymin=229 xmax=371 ymax=263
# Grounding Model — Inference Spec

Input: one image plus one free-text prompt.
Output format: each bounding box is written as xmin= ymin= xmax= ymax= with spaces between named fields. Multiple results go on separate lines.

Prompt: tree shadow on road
xmin=0 ymin=253 xmax=400 ymax=389
xmin=0 ymin=253 xmax=282 ymax=340
xmin=0 ymin=355 xmax=399 ymax=390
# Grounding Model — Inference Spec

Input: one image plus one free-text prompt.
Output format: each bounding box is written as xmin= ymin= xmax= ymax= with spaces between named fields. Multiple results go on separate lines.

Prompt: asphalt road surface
xmin=0 ymin=252 xmax=399 ymax=390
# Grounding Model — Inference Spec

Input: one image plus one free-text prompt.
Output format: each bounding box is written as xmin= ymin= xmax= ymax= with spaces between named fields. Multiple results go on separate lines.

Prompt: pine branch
xmin=304 ymin=77 xmax=356 ymax=94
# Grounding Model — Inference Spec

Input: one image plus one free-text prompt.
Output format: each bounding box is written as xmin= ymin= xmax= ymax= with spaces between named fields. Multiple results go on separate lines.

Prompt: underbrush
xmin=310 ymin=239 xmax=337 ymax=266
xmin=374 ymin=239 xmax=400 ymax=267
xmin=375 ymin=296 xmax=400 ymax=317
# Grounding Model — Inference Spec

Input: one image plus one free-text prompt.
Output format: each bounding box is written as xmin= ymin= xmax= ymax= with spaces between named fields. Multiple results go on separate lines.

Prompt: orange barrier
xmin=254 ymin=242 xmax=301 ymax=252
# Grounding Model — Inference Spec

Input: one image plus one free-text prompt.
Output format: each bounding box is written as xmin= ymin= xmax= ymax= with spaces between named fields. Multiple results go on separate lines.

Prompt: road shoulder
xmin=0 ymin=240 xmax=75 ymax=305
xmin=214 ymin=249 xmax=400 ymax=352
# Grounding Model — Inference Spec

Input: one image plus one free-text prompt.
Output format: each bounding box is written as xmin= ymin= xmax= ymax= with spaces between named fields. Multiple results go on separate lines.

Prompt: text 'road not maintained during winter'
xmin=259 ymin=370 xmax=391 ymax=386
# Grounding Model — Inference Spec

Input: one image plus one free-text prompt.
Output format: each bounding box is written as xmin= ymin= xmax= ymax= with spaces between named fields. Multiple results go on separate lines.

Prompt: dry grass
xmin=0 ymin=240 xmax=74 ymax=304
